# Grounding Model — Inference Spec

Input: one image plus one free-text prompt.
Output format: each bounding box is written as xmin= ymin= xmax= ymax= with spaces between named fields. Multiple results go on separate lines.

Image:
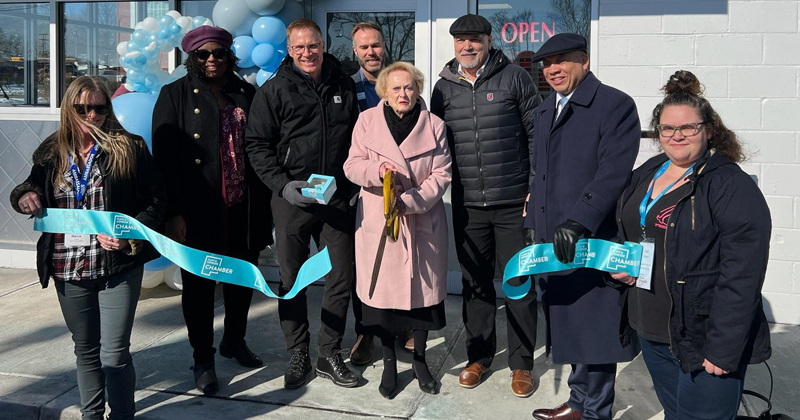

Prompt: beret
xmin=529 ymin=33 xmax=587 ymax=62
xmin=181 ymin=26 xmax=233 ymax=53
xmin=449 ymin=14 xmax=492 ymax=36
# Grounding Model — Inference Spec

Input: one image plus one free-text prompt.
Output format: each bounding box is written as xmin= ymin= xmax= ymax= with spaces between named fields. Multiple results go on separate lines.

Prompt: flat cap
xmin=181 ymin=26 xmax=233 ymax=53
xmin=449 ymin=14 xmax=492 ymax=36
xmin=530 ymin=33 xmax=587 ymax=62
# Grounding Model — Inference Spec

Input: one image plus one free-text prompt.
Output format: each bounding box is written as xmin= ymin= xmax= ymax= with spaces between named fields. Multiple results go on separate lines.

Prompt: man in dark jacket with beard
xmin=430 ymin=14 xmax=542 ymax=398
xmin=245 ymin=19 xmax=360 ymax=390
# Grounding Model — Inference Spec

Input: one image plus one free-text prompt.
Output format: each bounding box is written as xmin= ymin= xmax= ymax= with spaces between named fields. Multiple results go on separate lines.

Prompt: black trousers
xmin=272 ymin=194 xmax=355 ymax=358
xmin=453 ymin=203 xmax=538 ymax=371
xmin=182 ymin=202 xmax=259 ymax=365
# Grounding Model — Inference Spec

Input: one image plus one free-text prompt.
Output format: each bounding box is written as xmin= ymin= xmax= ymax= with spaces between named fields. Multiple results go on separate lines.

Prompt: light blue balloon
xmin=118 ymin=56 xmax=128 ymax=67
xmin=144 ymin=73 xmax=160 ymax=89
xmin=144 ymin=255 xmax=173 ymax=271
xmin=132 ymin=82 xmax=148 ymax=93
xmin=275 ymin=0 xmax=303 ymax=25
xmin=112 ymin=92 xmax=158 ymax=149
xmin=170 ymin=23 xmax=182 ymax=34
xmin=159 ymin=28 xmax=171 ymax=39
xmin=192 ymin=16 xmax=207 ymax=28
xmin=232 ymin=36 xmax=257 ymax=68
xmin=245 ymin=0 xmax=285 ymax=16
xmin=252 ymin=16 xmax=286 ymax=45
xmin=251 ymin=43 xmax=276 ymax=68
xmin=126 ymin=68 xmax=143 ymax=82
xmin=134 ymin=55 xmax=148 ymax=67
xmin=212 ymin=0 xmax=260 ymax=37
xmin=126 ymin=41 xmax=141 ymax=52
xmin=256 ymin=68 xmax=274 ymax=86
xmin=169 ymin=33 xmax=183 ymax=47
xmin=158 ymin=15 xmax=175 ymax=29
xmin=131 ymin=29 xmax=149 ymax=45
xmin=142 ymin=46 xmax=159 ymax=59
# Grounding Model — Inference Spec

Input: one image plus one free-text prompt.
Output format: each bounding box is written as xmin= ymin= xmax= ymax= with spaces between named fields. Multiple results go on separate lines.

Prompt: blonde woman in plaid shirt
xmin=10 ymin=76 xmax=166 ymax=420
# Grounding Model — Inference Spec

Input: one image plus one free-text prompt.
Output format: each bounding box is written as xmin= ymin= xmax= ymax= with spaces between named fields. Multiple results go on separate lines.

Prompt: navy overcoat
xmin=524 ymin=72 xmax=641 ymax=364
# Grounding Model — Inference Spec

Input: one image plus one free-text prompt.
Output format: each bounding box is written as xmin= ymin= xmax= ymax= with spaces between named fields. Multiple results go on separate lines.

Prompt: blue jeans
xmin=639 ymin=334 xmax=746 ymax=420
xmin=56 ymin=267 xmax=143 ymax=420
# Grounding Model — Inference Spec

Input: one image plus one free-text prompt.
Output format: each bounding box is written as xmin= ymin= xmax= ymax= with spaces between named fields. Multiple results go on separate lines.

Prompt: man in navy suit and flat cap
xmin=524 ymin=34 xmax=641 ymax=420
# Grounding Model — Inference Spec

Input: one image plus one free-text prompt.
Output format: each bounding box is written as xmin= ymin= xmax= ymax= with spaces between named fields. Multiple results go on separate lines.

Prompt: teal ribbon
xmin=34 ymin=208 xmax=330 ymax=300
xmin=502 ymin=239 xmax=643 ymax=300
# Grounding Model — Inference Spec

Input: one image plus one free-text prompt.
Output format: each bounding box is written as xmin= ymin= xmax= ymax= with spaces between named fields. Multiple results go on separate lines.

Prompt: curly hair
xmin=651 ymin=70 xmax=746 ymax=163
xmin=183 ymin=48 xmax=239 ymax=79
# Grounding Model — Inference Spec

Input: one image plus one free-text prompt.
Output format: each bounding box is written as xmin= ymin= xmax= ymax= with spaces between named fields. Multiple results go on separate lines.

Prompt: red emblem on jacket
xmin=487 ymin=93 xmax=494 ymax=101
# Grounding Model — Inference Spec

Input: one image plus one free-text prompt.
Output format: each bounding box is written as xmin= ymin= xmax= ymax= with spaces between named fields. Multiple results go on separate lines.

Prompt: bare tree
xmin=548 ymin=0 xmax=591 ymax=39
xmin=327 ymin=12 xmax=415 ymax=64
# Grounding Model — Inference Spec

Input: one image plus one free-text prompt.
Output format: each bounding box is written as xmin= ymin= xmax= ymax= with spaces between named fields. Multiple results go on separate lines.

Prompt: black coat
xmin=152 ymin=72 xmax=272 ymax=254
xmin=9 ymin=135 xmax=166 ymax=288
xmin=617 ymin=152 xmax=772 ymax=373
xmin=430 ymin=49 xmax=541 ymax=207
xmin=245 ymin=54 xmax=359 ymax=198
xmin=524 ymin=72 xmax=641 ymax=364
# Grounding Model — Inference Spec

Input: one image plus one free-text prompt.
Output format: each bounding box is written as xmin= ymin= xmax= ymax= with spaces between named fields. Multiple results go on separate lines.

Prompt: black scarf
xmin=383 ymin=101 xmax=421 ymax=146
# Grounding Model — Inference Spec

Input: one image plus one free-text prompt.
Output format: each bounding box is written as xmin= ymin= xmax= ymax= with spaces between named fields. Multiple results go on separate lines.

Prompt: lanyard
xmin=68 ymin=144 xmax=99 ymax=209
xmin=638 ymin=160 xmax=693 ymax=237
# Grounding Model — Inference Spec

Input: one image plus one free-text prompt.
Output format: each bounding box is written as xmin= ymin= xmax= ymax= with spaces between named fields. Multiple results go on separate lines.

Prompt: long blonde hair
xmin=52 ymin=76 xmax=136 ymax=188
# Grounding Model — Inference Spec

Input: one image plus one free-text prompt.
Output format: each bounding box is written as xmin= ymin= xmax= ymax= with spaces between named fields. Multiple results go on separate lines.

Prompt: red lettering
xmin=531 ymin=22 xmax=540 ymax=42
xmin=518 ymin=22 xmax=529 ymax=42
xmin=542 ymin=22 xmax=555 ymax=40
xmin=502 ymin=22 xmax=517 ymax=44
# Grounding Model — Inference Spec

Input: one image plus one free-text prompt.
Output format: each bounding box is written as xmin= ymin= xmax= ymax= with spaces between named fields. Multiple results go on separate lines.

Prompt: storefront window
xmin=0 ymin=3 xmax=50 ymax=106
xmin=63 ymin=1 xmax=168 ymax=93
xmin=478 ymin=0 xmax=591 ymax=98
xmin=325 ymin=12 xmax=415 ymax=77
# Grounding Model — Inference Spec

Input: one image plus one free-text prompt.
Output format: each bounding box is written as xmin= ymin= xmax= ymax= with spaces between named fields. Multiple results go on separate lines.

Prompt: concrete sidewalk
xmin=0 ymin=267 xmax=797 ymax=419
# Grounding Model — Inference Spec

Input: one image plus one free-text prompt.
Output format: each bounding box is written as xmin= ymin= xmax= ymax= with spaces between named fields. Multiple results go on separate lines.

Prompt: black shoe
xmin=349 ymin=334 xmax=374 ymax=366
xmin=413 ymin=364 xmax=439 ymax=395
xmin=284 ymin=347 xmax=312 ymax=389
xmin=193 ymin=363 xmax=219 ymax=395
xmin=378 ymin=358 xmax=398 ymax=400
xmin=220 ymin=340 xmax=263 ymax=368
xmin=316 ymin=353 xmax=358 ymax=387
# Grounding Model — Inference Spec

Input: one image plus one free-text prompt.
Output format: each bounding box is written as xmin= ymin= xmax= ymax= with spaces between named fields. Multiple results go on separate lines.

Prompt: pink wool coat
xmin=344 ymin=100 xmax=452 ymax=311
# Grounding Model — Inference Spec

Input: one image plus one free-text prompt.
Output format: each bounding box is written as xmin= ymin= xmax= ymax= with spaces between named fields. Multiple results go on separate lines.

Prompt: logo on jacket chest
xmin=334 ymin=95 xmax=342 ymax=103
xmin=487 ymin=93 xmax=494 ymax=102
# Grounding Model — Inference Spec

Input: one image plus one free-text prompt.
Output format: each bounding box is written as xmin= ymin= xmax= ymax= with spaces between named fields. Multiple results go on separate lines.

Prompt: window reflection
xmin=0 ymin=3 xmax=50 ymax=106
xmin=326 ymin=12 xmax=415 ymax=77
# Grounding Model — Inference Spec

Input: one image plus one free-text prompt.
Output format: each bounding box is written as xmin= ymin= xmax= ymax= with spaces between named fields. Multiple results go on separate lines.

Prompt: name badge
xmin=65 ymin=234 xmax=91 ymax=247
xmin=334 ymin=95 xmax=342 ymax=103
xmin=636 ymin=239 xmax=655 ymax=290
xmin=356 ymin=92 xmax=366 ymax=100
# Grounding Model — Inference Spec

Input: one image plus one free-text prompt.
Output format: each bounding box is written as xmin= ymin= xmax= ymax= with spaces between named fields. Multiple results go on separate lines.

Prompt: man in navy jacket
xmin=524 ymin=34 xmax=641 ymax=420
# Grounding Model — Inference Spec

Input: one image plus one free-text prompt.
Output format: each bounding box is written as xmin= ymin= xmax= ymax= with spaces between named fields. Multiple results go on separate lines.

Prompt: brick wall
xmin=596 ymin=0 xmax=800 ymax=324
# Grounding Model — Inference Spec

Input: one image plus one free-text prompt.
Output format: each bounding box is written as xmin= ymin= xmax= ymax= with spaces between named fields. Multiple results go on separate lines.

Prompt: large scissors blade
xmin=369 ymin=227 xmax=389 ymax=299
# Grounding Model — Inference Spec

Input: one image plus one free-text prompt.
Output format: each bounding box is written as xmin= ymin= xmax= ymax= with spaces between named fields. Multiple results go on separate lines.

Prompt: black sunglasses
xmin=73 ymin=104 xmax=111 ymax=115
xmin=195 ymin=48 xmax=229 ymax=60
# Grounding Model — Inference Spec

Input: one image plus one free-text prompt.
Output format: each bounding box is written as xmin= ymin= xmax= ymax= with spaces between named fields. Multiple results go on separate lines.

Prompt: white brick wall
xmin=598 ymin=0 xmax=800 ymax=324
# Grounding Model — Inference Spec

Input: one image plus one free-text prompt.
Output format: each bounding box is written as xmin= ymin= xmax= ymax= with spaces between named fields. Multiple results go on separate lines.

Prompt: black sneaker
xmin=284 ymin=347 xmax=312 ymax=389
xmin=316 ymin=353 xmax=358 ymax=387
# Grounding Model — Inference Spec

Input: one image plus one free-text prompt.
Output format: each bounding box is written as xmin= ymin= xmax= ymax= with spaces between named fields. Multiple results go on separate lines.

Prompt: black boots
xmin=284 ymin=347 xmax=312 ymax=389
xmin=220 ymin=340 xmax=263 ymax=368
xmin=193 ymin=363 xmax=219 ymax=395
xmin=316 ymin=353 xmax=358 ymax=387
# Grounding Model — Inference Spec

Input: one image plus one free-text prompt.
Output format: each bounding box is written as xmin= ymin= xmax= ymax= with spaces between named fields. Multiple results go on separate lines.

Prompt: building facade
xmin=1 ymin=0 xmax=798 ymax=325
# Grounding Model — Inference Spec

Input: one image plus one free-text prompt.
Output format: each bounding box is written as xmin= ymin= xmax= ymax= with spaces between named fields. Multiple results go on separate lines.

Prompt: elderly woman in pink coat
xmin=344 ymin=61 xmax=452 ymax=400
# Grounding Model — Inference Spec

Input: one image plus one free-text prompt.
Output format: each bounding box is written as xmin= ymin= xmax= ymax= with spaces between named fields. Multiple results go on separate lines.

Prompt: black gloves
xmin=524 ymin=228 xmax=536 ymax=246
xmin=282 ymin=181 xmax=317 ymax=208
xmin=553 ymin=219 xmax=587 ymax=264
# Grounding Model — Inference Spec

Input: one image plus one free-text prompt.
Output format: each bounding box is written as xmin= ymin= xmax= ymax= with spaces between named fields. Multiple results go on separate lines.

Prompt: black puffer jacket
xmin=9 ymin=135 xmax=166 ymax=288
xmin=617 ymin=152 xmax=772 ymax=373
xmin=430 ymin=49 xmax=541 ymax=207
xmin=245 ymin=54 xmax=359 ymax=198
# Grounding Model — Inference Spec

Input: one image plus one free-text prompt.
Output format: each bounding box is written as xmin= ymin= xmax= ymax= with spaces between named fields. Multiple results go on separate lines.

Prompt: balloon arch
xmin=116 ymin=0 xmax=303 ymax=290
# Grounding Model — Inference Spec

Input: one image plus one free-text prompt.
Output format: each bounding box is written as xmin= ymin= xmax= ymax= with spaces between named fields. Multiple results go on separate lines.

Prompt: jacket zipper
xmin=663 ymin=182 xmax=695 ymax=354
xmin=471 ymin=86 xmax=486 ymax=206
xmin=283 ymin=146 xmax=292 ymax=166
xmin=691 ymin=196 xmax=696 ymax=230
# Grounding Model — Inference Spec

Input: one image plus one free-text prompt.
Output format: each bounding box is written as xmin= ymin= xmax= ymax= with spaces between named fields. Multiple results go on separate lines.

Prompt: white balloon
xmin=141 ymin=269 xmax=165 ymax=288
xmin=125 ymin=51 xmax=142 ymax=60
xmin=202 ymin=18 xmax=213 ymax=26
xmin=116 ymin=42 xmax=128 ymax=57
xmin=124 ymin=82 xmax=135 ymax=91
xmin=141 ymin=17 xmax=159 ymax=32
xmin=165 ymin=266 xmax=183 ymax=290
xmin=134 ymin=22 xmax=144 ymax=30
xmin=166 ymin=10 xmax=182 ymax=20
xmin=159 ymin=42 xmax=174 ymax=52
xmin=176 ymin=16 xmax=193 ymax=32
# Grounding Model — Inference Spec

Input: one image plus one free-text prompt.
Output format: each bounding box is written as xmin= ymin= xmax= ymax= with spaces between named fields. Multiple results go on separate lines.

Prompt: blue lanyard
xmin=68 ymin=144 xmax=99 ymax=209
xmin=638 ymin=160 xmax=694 ymax=235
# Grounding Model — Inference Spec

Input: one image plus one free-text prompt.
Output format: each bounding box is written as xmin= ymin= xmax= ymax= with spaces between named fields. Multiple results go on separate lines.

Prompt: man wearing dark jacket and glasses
xmin=245 ymin=18 xmax=360 ymax=390
xmin=430 ymin=13 xmax=542 ymax=398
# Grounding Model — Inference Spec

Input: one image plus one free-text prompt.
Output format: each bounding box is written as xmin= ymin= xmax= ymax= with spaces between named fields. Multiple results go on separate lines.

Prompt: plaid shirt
xmin=51 ymin=163 xmax=106 ymax=281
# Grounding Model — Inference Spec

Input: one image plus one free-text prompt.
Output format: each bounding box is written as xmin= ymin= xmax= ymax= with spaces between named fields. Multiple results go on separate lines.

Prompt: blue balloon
xmin=144 ymin=255 xmax=173 ymax=271
xmin=256 ymin=68 xmax=274 ymax=86
xmin=132 ymin=82 xmax=149 ymax=93
xmin=169 ymin=33 xmax=183 ymax=47
xmin=170 ymin=23 xmax=182 ymax=34
xmin=252 ymin=16 xmax=286 ymax=45
xmin=192 ymin=16 xmax=207 ymax=28
xmin=212 ymin=0 xmax=259 ymax=37
xmin=126 ymin=41 xmax=141 ymax=52
xmin=112 ymin=92 xmax=158 ymax=149
xmin=147 ymin=33 xmax=159 ymax=44
xmin=232 ymin=36 xmax=257 ymax=68
xmin=159 ymin=28 xmax=171 ymax=39
xmin=144 ymin=73 xmax=160 ymax=89
xmin=134 ymin=55 xmax=148 ymax=67
xmin=131 ymin=29 xmax=149 ymax=45
xmin=126 ymin=68 xmax=143 ymax=82
xmin=275 ymin=0 xmax=303 ymax=25
xmin=251 ymin=43 xmax=276 ymax=68
xmin=237 ymin=65 xmax=260 ymax=86
xmin=118 ymin=56 xmax=128 ymax=67
xmin=158 ymin=15 xmax=175 ymax=28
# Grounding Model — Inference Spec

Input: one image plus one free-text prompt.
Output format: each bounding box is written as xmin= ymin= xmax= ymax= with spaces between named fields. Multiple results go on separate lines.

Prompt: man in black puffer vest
xmin=430 ymin=14 xmax=542 ymax=398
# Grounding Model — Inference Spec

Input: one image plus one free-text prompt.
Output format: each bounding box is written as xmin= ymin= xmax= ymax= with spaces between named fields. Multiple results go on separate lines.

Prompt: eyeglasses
xmin=74 ymin=104 xmax=110 ymax=115
xmin=289 ymin=43 xmax=321 ymax=54
xmin=195 ymin=48 xmax=229 ymax=60
xmin=656 ymin=122 xmax=705 ymax=138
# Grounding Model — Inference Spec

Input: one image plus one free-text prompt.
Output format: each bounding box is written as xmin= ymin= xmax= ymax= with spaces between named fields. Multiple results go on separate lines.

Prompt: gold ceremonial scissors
xmin=369 ymin=168 xmax=400 ymax=299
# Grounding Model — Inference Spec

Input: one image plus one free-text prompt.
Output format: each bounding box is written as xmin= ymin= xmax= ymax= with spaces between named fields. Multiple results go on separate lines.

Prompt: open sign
xmin=501 ymin=21 xmax=556 ymax=44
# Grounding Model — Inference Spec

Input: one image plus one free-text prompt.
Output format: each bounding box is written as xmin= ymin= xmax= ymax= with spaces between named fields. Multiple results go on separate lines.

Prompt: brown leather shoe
xmin=349 ymin=334 xmax=373 ymax=366
xmin=511 ymin=369 xmax=534 ymax=397
xmin=458 ymin=363 xmax=489 ymax=388
xmin=398 ymin=330 xmax=414 ymax=351
xmin=531 ymin=402 xmax=582 ymax=420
